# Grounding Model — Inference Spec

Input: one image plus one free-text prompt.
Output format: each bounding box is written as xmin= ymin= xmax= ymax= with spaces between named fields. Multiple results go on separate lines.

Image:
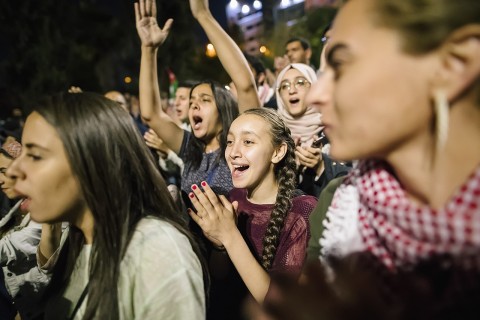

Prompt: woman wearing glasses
xmin=277 ymin=64 xmax=349 ymax=197
xmin=276 ymin=64 xmax=320 ymax=147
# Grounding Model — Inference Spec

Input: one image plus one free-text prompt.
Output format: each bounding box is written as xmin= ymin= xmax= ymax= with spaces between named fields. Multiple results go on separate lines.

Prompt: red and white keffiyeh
xmin=321 ymin=160 xmax=480 ymax=270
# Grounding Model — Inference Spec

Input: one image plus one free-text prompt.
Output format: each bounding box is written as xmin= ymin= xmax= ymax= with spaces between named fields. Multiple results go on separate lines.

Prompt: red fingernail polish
xmin=192 ymin=184 xmax=197 ymax=190
xmin=201 ymin=181 xmax=206 ymax=187
xmin=189 ymin=193 xmax=194 ymax=198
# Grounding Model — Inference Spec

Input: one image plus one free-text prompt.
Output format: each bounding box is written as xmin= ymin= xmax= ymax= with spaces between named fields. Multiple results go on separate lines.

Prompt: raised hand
xmin=135 ymin=0 xmax=173 ymax=48
xmin=189 ymin=0 xmax=210 ymax=19
xmin=187 ymin=0 xmax=260 ymax=111
xmin=188 ymin=181 xmax=238 ymax=247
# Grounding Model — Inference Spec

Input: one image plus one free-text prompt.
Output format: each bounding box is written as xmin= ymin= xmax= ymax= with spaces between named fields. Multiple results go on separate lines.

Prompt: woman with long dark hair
xmin=136 ymin=0 xmax=260 ymax=199
xmin=7 ymin=92 xmax=207 ymax=319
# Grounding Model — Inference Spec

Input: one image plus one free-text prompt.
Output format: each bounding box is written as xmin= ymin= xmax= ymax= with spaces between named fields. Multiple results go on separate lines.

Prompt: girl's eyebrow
xmin=190 ymin=93 xmax=214 ymax=101
xmin=25 ymin=142 xmax=50 ymax=152
xmin=193 ymin=93 xmax=213 ymax=98
xmin=239 ymin=130 xmax=261 ymax=138
xmin=326 ymin=43 xmax=348 ymax=65
xmin=227 ymin=130 xmax=261 ymax=138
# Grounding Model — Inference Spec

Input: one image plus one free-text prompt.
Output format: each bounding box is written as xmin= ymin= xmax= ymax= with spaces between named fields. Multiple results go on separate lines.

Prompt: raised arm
xmin=189 ymin=0 xmax=260 ymax=113
xmin=135 ymin=0 xmax=184 ymax=154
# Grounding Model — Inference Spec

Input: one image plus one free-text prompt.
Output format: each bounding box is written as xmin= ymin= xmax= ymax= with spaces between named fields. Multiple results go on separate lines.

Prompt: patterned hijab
xmin=321 ymin=160 xmax=480 ymax=270
xmin=276 ymin=63 xmax=322 ymax=146
xmin=1 ymin=140 xmax=22 ymax=159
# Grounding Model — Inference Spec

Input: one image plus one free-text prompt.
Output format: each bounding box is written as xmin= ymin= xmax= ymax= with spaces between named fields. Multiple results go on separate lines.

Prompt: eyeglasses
xmin=0 ymin=168 xmax=6 ymax=174
xmin=278 ymin=77 xmax=311 ymax=92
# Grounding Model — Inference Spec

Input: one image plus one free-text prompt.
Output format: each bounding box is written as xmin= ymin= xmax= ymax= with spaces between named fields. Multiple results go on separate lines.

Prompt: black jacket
xmin=298 ymin=153 xmax=350 ymax=198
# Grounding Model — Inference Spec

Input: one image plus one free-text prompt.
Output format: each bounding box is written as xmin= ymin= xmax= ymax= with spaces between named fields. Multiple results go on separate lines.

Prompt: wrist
xmin=212 ymin=244 xmax=226 ymax=252
xmin=194 ymin=10 xmax=212 ymax=22
xmin=222 ymin=228 xmax=241 ymax=251
xmin=141 ymin=46 xmax=158 ymax=54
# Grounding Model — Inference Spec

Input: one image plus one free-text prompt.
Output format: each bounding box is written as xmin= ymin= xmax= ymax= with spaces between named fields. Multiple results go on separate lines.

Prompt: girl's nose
xmin=5 ymin=157 xmax=23 ymax=181
xmin=228 ymin=142 xmax=241 ymax=159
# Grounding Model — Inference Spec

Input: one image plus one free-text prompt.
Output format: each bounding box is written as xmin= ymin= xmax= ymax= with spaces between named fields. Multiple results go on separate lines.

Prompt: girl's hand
xmin=144 ymin=129 xmax=170 ymax=155
xmin=135 ymin=0 xmax=173 ymax=48
xmin=295 ymin=145 xmax=322 ymax=169
xmin=188 ymin=181 xmax=238 ymax=246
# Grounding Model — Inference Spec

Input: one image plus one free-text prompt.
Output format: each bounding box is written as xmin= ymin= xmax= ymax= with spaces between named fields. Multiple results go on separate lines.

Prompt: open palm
xmin=134 ymin=0 xmax=172 ymax=47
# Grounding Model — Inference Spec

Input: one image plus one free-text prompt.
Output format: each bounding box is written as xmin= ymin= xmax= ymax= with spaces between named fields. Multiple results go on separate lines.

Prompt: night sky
xmin=0 ymin=0 xmax=235 ymax=98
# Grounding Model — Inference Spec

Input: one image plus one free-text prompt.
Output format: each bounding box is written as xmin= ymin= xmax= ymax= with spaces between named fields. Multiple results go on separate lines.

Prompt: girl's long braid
xmin=242 ymin=108 xmax=298 ymax=271
xmin=261 ymin=146 xmax=297 ymax=270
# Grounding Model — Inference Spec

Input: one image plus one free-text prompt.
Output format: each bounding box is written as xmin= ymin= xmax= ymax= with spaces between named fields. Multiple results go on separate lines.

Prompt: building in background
xmin=225 ymin=0 xmax=338 ymax=56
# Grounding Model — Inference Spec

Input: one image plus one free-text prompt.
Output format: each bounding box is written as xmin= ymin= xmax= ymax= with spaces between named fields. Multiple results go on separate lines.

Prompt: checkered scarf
xmin=322 ymin=160 xmax=480 ymax=270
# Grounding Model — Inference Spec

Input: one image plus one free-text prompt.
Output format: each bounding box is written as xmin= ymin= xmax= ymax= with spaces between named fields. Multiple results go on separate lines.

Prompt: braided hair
xmin=242 ymin=108 xmax=297 ymax=270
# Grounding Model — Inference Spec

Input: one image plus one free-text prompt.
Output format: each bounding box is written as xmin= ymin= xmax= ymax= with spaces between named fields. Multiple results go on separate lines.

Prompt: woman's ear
xmin=433 ymin=25 xmax=480 ymax=102
xmin=272 ymin=142 xmax=288 ymax=164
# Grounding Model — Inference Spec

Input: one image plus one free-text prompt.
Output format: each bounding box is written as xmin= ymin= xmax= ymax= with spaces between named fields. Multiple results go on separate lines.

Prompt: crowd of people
xmin=0 ymin=0 xmax=479 ymax=319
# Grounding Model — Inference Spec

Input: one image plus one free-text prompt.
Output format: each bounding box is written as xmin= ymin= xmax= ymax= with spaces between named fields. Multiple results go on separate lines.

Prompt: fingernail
xmin=189 ymin=192 xmax=195 ymax=198
xmin=201 ymin=181 xmax=207 ymax=187
xmin=192 ymin=184 xmax=197 ymax=190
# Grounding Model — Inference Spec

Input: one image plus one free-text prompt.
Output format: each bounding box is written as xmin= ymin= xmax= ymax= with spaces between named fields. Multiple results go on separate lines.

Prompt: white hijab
xmin=276 ymin=63 xmax=323 ymax=146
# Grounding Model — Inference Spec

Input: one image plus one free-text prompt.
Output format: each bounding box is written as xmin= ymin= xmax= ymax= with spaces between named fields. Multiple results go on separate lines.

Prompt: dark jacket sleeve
xmin=306 ymin=177 xmax=345 ymax=262
xmin=298 ymin=153 xmax=350 ymax=198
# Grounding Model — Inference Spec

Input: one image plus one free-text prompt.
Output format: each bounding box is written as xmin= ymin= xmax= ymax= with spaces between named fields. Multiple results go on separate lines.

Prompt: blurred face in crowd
xmin=189 ymin=83 xmax=222 ymax=143
xmin=175 ymin=87 xmax=191 ymax=123
xmin=306 ymin=0 xmax=436 ymax=161
xmin=7 ymin=112 xmax=87 ymax=223
xmin=286 ymin=40 xmax=311 ymax=64
xmin=278 ymin=68 xmax=312 ymax=118
xmin=105 ymin=91 xmax=129 ymax=112
xmin=0 ymin=154 xmax=18 ymax=199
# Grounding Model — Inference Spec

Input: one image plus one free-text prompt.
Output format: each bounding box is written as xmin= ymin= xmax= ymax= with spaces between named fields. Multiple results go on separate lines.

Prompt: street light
xmin=229 ymin=0 xmax=238 ymax=9
xmin=206 ymin=43 xmax=217 ymax=58
xmin=280 ymin=0 xmax=290 ymax=8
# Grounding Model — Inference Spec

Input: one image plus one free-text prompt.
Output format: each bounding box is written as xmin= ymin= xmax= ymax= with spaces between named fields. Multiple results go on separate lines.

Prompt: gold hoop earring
xmin=433 ymin=89 xmax=449 ymax=152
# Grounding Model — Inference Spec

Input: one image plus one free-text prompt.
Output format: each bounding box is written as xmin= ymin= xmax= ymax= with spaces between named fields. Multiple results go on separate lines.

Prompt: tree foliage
xmin=0 ymin=0 xmax=228 ymax=109
xmin=262 ymin=6 xmax=337 ymax=70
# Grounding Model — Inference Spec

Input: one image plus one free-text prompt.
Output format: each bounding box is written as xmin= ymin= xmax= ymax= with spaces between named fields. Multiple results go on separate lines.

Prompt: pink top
xmin=229 ymin=188 xmax=317 ymax=274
